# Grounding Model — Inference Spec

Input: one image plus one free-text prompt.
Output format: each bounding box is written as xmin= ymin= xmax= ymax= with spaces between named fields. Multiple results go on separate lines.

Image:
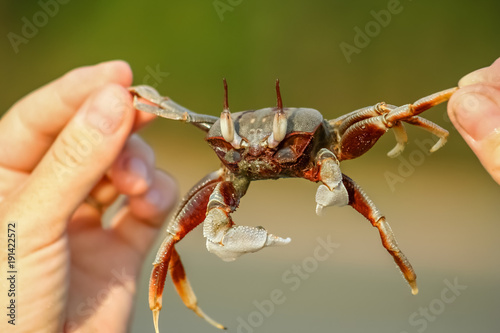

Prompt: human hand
xmin=0 ymin=61 xmax=177 ymax=332
xmin=448 ymin=57 xmax=500 ymax=184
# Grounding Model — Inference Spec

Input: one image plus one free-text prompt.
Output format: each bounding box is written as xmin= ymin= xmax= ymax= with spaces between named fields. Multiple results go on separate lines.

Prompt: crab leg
xmin=129 ymin=85 xmax=219 ymax=131
xmin=203 ymin=177 xmax=291 ymax=261
xmin=403 ymin=116 xmax=449 ymax=153
xmin=169 ymin=248 xmax=226 ymax=329
xmin=333 ymin=103 xmax=389 ymax=136
xmin=387 ymin=122 xmax=408 ymax=158
xmin=341 ymin=174 xmax=418 ymax=295
xmin=385 ymin=88 xmax=458 ymax=124
xmin=150 ymin=170 xmax=225 ymax=333
xmin=335 ymin=87 xmax=457 ymax=161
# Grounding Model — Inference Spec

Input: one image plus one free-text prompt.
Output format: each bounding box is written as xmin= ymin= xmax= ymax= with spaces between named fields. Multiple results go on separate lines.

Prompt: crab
xmin=129 ymin=80 xmax=458 ymax=332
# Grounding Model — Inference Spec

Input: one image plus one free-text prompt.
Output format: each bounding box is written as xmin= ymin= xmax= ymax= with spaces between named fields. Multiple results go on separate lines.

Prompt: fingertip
xmin=458 ymin=69 xmax=486 ymax=88
xmin=60 ymin=61 xmax=133 ymax=95
xmin=449 ymin=85 xmax=500 ymax=185
xmin=448 ymin=85 xmax=500 ymax=142
xmin=459 ymin=57 xmax=500 ymax=89
xmin=79 ymin=83 xmax=134 ymax=135
xmin=97 ymin=60 xmax=134 ymax=87
xmin=110 ymin=135 xmax=155 ymax=195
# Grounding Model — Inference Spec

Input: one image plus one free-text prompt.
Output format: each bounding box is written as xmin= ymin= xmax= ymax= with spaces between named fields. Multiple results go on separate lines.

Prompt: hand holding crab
xmin=0 ymin=61 xmax=177 ymax=333
xmin=130 ymin=78 xmax=458 ymax=332
xmin=448 ymin=57 xmax=500 ymax=184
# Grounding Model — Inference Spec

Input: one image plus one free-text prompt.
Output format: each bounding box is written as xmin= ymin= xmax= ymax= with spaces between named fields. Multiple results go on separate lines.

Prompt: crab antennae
xmin=268 ymin=79 xmax=288 ymax=148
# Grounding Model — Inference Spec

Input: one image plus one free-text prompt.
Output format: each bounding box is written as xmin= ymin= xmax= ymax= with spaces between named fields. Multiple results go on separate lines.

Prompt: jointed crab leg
xmin=384 ymin=88 xmax=458 ymax=124
xmin=334 ymin=87 xmax=457 ymax=161
xmin=169 ymin=248 xmax=226 ymax=329
xmin=341 ymin=174 xmax=418 ymax=295
xmin=150 ymin=170 xmax=225 ymax=333
xmin=403 ymin=116 xmax=449 ymax=153
xmin=129 ymin=85 xmax=219 ymax=131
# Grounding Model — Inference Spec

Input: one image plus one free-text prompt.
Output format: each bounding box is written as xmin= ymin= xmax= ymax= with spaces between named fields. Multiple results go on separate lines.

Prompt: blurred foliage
xmin=1 ymin=0 xmax=500 ymax=159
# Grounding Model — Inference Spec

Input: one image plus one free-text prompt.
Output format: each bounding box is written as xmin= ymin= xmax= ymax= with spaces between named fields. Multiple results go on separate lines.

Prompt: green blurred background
xmin=2 ymin=1 xmax=500 ymax=332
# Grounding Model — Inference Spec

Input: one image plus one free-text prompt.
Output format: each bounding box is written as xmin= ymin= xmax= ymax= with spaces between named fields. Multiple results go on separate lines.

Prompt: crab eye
xmin=220 ymin=79 xmax=243 ymax=149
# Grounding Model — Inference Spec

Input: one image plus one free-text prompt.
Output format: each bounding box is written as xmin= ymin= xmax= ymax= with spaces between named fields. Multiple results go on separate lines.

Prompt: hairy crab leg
xmin=341 ymin=174 xmax=418 ymax=295
xmin=150 ymin=170 xmax=225 ymax=333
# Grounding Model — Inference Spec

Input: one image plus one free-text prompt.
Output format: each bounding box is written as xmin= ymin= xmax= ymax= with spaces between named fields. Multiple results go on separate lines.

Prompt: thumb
xmin=448 ymin=60 xmax=500 ymax=184
xmin=12 ymin=84 xmax=135 ymax=250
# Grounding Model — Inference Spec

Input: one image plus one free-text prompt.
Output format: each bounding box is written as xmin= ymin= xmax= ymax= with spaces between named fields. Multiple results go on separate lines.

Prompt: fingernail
xmin=126 ymin=156 xmax=151 ymax=185
xmin=453 ymin=92 xmax=500 ymax=141
xmin=459 ymin=67 xmax=500 ymax=88
xmin=458 ymin=69 xmax=485 ymax=88
xmin=85 ymin=86 xmax=127 ymax=134
xmin=144 ymin=187 xmax=164 ymax=208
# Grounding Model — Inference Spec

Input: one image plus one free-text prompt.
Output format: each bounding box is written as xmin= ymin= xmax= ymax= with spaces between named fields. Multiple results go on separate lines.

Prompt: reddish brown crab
xmin=129 ymin=81 xmax=457 ymax=332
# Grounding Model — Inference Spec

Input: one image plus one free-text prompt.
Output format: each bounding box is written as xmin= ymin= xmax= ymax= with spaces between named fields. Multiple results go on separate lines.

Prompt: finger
xmin=128 ymin=169 xmax=178 ymax=226
xmin=88 ymin=175 xmax=119 ymax=209
xmin=108 ymin=134 xmax=155 ymax=196
xmin=111 ymin=169 xmax=178 ymax=255
xmin=0 ymin=167 xmax=28 ymax=202
xmin=11 ymin=84 xmax=135 ymax=250
xmin=459 ymin=57 xmax=500 ymax=89
xmin=448 ymin=83 xmax=500 ymax=184
xmin=0 ymin=60 xmax=133 ymax=172
xmin=75 ymin=134 xmax=156 ymax=219
xmin=132 ymin=110 xmax=157 ymax=132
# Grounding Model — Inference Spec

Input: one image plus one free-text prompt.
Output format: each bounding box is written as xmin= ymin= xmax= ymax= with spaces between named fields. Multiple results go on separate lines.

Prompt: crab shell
xmin=206 ymin=107 xmax=328 ymax=179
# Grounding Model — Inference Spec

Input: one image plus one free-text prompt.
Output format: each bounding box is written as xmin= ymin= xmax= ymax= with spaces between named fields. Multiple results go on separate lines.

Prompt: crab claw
xmin=314 ymin=148 xmax=349 ymax=215
xmin=129 ymin=85 xmax=163 ymax=104
xmin=315 ymin=184 xmax=349 ymax=215
xmin=204 ymin=208 xmax=291 ymax=262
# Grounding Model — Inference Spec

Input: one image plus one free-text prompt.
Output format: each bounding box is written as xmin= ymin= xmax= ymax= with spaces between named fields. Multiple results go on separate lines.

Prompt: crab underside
xmin=129 ymin=80 xmax=457 ymax=332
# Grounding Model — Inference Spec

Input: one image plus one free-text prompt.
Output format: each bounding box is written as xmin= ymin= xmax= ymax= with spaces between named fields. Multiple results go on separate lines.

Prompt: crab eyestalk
xmin=220 ymin=78 xmax=242 ymax=149
xmin=268 ymin=79 xmax=288 ymax=148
